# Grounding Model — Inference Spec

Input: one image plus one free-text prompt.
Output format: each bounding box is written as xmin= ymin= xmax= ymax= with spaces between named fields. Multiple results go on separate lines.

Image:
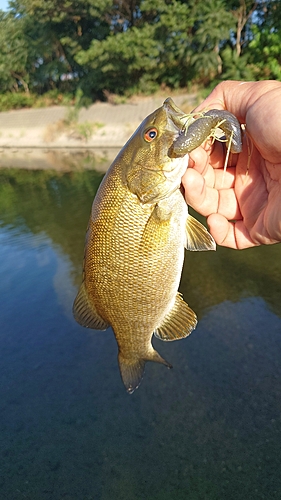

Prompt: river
xmin=1 ymin=162 xmax=281 ymax=499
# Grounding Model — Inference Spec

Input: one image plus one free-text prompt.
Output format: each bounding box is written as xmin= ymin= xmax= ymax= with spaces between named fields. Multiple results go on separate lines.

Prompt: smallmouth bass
xmin=73 ymin=98 xmax=241 ymax=393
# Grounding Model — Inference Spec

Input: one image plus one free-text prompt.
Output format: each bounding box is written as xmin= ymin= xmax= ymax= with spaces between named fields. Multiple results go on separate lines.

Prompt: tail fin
xmin=118 ymin=349 xmax=172 ymax=394
xmin=118 ymin=355 xmax=146 ymax=394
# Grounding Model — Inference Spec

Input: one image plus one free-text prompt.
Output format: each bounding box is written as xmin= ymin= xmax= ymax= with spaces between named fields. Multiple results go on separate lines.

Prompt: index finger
xmin=194 ymin=80 xmax=281 ymax=124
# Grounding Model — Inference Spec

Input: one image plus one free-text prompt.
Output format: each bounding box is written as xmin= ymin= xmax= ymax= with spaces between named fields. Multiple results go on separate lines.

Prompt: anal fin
xmin=186 ymin=214 xmax=216 ymax=251
xmin=154 ymin=293 xmax=197 ymax=341
xmin=73 ymin=282 xmax=109 ymax=330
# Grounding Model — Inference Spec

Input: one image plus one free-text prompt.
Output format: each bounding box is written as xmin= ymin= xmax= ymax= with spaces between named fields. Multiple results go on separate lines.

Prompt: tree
xmin=191 ymin=0 xmax=235 ymax=82
xmin=8 ymin=0 xmax=112 ymax=94
xmin=0 ymin=0 xmax=280 ymax=105
xmin=0 ymin=11 xmax=31 ymax=93
xmin=75 ymin=0 xmax=197 ymax=96
xmin=230 ymin=0 xmax=259 ymax=56
xmin=247 ymin=0 xmax=281 ymax=79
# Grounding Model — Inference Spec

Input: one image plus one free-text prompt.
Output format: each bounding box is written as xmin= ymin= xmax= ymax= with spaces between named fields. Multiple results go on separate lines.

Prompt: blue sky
xmin=0 ymin=0 xmax=8 ymax=10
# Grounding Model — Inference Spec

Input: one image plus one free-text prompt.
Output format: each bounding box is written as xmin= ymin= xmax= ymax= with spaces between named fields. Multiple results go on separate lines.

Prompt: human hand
xmin=182 ymin=80 xmax=281 ymax=249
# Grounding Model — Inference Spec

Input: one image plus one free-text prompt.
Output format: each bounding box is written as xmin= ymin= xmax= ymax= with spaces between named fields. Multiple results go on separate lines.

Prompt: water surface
xmin=1 ymin=166 xmax=281 ymax=500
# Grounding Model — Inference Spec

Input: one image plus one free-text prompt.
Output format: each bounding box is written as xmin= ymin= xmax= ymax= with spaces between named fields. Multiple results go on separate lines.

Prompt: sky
xmin=0 ymin=0 xmax=8 ymax=10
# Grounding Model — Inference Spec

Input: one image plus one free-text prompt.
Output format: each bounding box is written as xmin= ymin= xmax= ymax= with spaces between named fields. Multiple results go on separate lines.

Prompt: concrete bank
xmin=0 ymin=93 xmax=197 ymax=170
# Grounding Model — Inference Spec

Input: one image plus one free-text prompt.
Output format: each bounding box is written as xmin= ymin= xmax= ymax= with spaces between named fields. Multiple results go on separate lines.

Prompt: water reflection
xmin=182 ymin=234 xmax=281 ymax=319
xmin=1 ymin=167 xmax=281 ymax=499
xmin=0 ymin=168 xmax=104 ymax=280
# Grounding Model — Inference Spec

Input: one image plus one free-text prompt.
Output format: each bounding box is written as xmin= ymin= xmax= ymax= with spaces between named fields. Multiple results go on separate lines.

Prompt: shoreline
xmin=0 ymin=147 xmax=121 ymax=172
xmin=0 ymin=93 xmax=197 ymax=170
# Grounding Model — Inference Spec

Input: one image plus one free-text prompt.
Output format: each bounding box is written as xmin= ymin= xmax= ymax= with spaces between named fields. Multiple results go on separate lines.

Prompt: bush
xmin=33 ymin=90 xmax=74 ymax=108
xmin=0 ymin=89 xmax=93 ymax=112
xmin=0 ymin=92 xmax=35 ymax=111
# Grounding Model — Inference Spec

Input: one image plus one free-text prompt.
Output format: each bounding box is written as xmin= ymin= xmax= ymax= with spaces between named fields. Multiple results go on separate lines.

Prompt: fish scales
xmin=86 ymin=161 xmax=187 ymax=337
xmin=72 ymin=97 xmax=242 ymax=393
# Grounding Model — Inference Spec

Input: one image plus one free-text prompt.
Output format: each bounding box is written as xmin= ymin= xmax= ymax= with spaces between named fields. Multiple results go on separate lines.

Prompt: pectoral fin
xmin=154 ymin=293 xmax=197 ymax=341
xmin=185 ymin=214 xmax=216 ymax=251
xmin=127 ymin=169 xmax=168 ymax=204
xmin=73 ymin=282 xmax=109 ymax=330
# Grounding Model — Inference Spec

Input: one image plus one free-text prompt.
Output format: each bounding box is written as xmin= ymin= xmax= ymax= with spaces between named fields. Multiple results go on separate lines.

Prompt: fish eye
xmin=144 ymin=127 xmax=158 ymax=142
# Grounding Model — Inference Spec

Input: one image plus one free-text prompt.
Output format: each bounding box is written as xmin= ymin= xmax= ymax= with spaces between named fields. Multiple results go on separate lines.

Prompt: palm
xmin=182 ymin=80 xmax=281 ymax=249
xmin=231 ymin=153 xmax=281 ymax=247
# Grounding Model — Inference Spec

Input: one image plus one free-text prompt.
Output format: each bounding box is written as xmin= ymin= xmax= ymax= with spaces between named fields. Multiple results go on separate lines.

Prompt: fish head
xmin=121 ymin=98 xmax=188 ymax=204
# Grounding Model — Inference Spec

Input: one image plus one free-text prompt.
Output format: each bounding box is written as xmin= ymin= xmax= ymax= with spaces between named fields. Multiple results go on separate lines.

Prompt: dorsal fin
xmin=73 ymin=282 xmax=109 ymax=330
xmin=185 ymin=214 xmax=216 ymax=251
xmin=154 ymin=293 xmax=197 ymax=341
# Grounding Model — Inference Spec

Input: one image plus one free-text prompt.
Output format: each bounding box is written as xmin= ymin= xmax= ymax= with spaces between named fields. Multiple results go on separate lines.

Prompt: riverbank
xmin=0 ymin=93 xmax=197 ymax=170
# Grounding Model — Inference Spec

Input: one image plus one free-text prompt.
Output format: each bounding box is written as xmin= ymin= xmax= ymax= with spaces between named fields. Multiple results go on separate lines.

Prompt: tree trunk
xmin=11 ymin=72 xmax=30 ymax=94
xmin=233 ymin=0 xmax=258 ymax=57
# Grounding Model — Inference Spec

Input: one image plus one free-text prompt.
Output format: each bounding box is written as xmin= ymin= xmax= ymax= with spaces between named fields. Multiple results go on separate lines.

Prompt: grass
xmin=43 ymin=112 xmax=105 ymax=143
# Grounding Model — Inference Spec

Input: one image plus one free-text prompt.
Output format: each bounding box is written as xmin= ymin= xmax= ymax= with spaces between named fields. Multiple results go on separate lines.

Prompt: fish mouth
xmin=163 ymin=97 xmax=186 ymax=128
xmin=163 ymin=98 xmax=188 ymax=159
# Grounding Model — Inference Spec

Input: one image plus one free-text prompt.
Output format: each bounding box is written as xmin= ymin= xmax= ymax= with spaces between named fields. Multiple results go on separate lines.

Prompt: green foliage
xmin=74 ymin=122 xmax=96 ymax=141
xmin=0 ymin=86 xmax=91 ymax=111
xmin=220 ymin=46 xmax=254 ymax=81
xmin=191 ymin=0 xmax=235 ymax=82
xmin=0 ymin=90 xmax=75 ymax=111
xmin=33 ymin=89 xmax=74 ymax=107
xmin=76 ymin=0 xmax=196 ymax=96
xmin=0 ymin=0 xmax=280 ymax=108
xmin=63 ymin=88 xmax=85 ymax=124
xmin=0 ymin=92 xmax=34 ymax=111
xmin=76 ymin=23 xmax=161 ymax=96
xmin=0 ymin=11 xmax=31 ymax=93
xmin=248 ymin=25 xmax=281 ymax=79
